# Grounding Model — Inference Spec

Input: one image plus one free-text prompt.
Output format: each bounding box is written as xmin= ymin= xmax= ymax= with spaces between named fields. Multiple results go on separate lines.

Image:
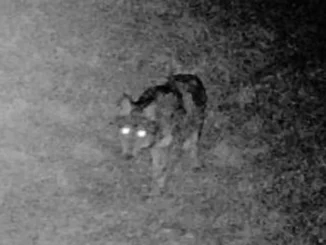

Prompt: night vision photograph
xmin=0 ymin=0 xmax=325 ymax=244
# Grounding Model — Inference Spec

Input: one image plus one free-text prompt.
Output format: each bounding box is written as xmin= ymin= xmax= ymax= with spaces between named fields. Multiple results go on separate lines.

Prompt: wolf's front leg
xmin=150 ymin=147 xmax=168 ymax=194
xmin=183 ymin=131 xmax=201 ymax=169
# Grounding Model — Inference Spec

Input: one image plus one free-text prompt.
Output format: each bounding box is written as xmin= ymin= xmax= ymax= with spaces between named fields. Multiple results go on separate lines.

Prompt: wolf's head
xmin=114 ymin=93 xmax=172 ymax=159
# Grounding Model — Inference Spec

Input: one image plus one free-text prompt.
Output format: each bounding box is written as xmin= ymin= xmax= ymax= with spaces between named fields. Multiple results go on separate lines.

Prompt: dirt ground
xmin=0 ymin=1 xmax=271 ymax=245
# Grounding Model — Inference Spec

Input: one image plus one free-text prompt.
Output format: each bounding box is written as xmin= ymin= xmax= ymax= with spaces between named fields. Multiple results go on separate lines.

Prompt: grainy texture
xmin=0 ymin=1 xmax=324 ymax=245
xmin=114 ymin=74 xmax=207 ymax=191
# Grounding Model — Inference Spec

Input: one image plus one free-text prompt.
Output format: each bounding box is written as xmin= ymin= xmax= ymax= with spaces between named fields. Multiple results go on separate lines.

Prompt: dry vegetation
xmin=0 ymin=0 xmax=325 ymax=244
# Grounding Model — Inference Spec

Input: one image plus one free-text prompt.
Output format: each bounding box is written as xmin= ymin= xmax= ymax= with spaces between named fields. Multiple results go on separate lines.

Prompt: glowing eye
xmin=121 ymin=127 xmax=131 ymax=135
xmin=137 ymin=129 xmax=147 ymax=138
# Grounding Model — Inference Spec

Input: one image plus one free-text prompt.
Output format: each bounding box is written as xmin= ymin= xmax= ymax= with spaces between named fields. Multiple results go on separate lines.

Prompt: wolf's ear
xmin=143 ymin=103 xmax=156 ymax=120
xmin=117 ymin=93 xmax=134 ymax=116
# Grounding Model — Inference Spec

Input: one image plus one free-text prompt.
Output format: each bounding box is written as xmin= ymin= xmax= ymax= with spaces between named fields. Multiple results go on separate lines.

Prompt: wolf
xmin=114 ymin=74 xmax=207 ymax=193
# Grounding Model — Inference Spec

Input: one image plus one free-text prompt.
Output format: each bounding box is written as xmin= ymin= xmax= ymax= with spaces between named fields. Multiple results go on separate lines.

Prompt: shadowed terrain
xmin=1 ymin=1 xmax=325 ymax=245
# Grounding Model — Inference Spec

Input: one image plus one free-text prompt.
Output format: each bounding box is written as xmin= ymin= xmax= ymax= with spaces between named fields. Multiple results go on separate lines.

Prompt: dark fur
xmin=132 ymin=74 xmax=207 ymax=139
xmin=168 ymin=74 xmax=207 ymax=139
xmin=115 ymin=73 xmax=208 ymax=188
